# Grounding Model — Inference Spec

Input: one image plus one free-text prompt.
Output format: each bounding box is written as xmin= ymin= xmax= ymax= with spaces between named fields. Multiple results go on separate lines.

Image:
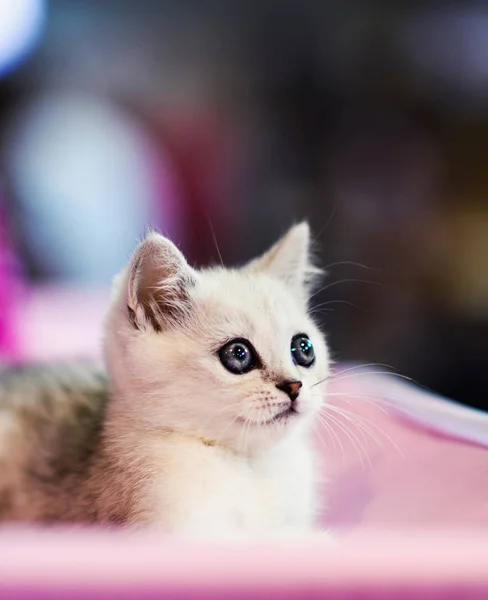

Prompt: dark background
xmin=1 ymin=1 xmax=488 ymax=409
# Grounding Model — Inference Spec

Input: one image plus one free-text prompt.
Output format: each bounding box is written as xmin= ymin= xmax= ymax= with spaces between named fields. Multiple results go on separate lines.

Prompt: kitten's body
xmin=0 ymin=365 xmax=318 ymax=534
xmin=0 ymin=363 xmax=107 ymax=521
xmin=0 ymin=224 xmax=330 ymax=536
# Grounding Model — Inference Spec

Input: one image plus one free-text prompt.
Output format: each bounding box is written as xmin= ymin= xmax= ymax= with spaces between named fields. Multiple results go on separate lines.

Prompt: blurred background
xmin=0 ymin=0 xmax=487 ymax=410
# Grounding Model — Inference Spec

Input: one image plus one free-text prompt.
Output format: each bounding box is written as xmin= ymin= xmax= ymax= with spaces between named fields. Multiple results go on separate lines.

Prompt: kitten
xmin=0 ymin=223 xmax=330 ymax=537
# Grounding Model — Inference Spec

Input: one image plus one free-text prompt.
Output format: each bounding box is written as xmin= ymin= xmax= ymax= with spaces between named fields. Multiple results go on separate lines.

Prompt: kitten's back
xmin=0 ymin=362 xmax=108 ymax=520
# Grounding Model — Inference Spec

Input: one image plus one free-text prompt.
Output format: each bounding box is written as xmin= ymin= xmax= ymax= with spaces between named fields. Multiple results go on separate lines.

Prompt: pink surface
xmin=0 ymin=530 xmax=487 ymax=598
xmin=325 ymin=372 xmax=488 ymax=533
xmin=2 ymin=287 xmax=488 ymax=596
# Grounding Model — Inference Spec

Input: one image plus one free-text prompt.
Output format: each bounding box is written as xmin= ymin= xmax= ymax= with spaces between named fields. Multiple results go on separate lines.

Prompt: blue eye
xmin=291 ymin=334 xmax=315 ymax=368
xmin=219 ymin=339 xmax=257 ymax=374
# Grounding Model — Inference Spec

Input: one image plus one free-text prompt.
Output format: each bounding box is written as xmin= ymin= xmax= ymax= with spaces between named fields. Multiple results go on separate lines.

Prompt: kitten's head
xmin=105 ymin=223 xmax=330 ymax=454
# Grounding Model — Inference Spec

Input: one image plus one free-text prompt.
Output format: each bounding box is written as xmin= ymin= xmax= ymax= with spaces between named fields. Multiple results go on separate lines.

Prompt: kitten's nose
xmin=276 ymin=380 xmax=302 ymax=402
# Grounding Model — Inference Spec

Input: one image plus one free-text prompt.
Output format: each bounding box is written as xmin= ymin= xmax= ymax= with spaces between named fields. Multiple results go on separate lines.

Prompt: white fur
xmin=100 ymin=222 xmax=330 ymax=537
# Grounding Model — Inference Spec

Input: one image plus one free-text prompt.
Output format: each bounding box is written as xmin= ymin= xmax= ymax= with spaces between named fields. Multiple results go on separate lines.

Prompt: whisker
xmin=329 ymin=371 xmax=416 ymax=386
xmin=320 ymin=392 xmax=391 ymax=415
xmin=206 ymin=215 xmax=224 ymax=267
xmin=264 ymin=403 xmax=275 ymax=447
xmin=237 ymin=406 xmax=249 ymax=453
xmin=313 ymin=203 xmax=336 ymax=242
xmin=192 ymin=399 xmax=250 ymax=435
xmin=315 ymin=412 xmax=344 ymax=461
xmin=309 ymin=278 xmax=380 ymax=300
xmin=321 ymin=404 xmax=404 ymax=458
xmin=315 ymin=414 xmax=341 ymax=463
xmin=322 ymin=389 xmax=433 ymax=417
xmin=313 ymin=414 xmax=334 ymax=450
xmin=320 ymin=409 xmax=368 ymax=469
xmin=331 ymin=362 xmax=397 ymax=379
xmin=243 ymin=404 xmax=257 ymax=454
xmin=309 ymin=307 xmax=335 ymax=315
xmin=324 ymin=404 xmax=382 ymax=449
xmin=310 ymin=299 xmax=366 ymax=313
xmin=334 ymin=410 xmax=374 ymax=468
xmin=321 ymin=261 xmax=378 ymax=272
xmin=312 ymin=362 xmax=398 ymax=388
xmin=213 ymin=406 xmax=248 ymax=446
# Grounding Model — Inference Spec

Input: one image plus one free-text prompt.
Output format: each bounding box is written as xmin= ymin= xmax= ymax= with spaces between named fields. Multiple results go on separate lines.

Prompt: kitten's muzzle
xmin=276 ymin=380 xmax=302 ymax=402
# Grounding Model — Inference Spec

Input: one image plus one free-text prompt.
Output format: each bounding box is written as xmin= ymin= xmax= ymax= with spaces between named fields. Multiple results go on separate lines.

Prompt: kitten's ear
xmin=245 ymin=222 xmax=321 ymax=302
xmin=126 ymin=231 xmax=197 ymax=331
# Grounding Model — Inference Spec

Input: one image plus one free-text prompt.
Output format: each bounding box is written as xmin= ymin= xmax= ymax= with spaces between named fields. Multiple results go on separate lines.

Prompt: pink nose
xmin=276 ymin=380 xmax=302 ymax=402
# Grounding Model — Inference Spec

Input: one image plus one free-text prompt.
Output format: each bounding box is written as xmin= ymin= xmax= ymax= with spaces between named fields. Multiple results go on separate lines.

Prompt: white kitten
xmin=98 ymin=222 xmax=330 ymax=536
xmin=0 ymin=223 xmax=330 ymax=537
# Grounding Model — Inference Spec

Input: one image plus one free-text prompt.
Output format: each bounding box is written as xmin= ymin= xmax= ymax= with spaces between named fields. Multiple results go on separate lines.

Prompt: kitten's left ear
xmin=245 ymin=222 xmax=322 ymax=302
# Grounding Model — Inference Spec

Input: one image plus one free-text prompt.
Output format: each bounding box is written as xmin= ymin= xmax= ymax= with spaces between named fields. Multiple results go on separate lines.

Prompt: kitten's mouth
xmin=237 ymin=406 xmax=300 ymax=428
xmin=242 ymin=406 xmax=299 ymax=427
xmin=262 ymin=406 xmax=297 ymax=426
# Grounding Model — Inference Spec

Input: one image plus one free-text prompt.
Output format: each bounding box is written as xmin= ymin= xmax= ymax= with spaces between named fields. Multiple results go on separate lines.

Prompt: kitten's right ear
xmin=126 ymin=232 xmax=197 ymax=332
xmin=244 ymin=222 xmax=321 ymax=303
